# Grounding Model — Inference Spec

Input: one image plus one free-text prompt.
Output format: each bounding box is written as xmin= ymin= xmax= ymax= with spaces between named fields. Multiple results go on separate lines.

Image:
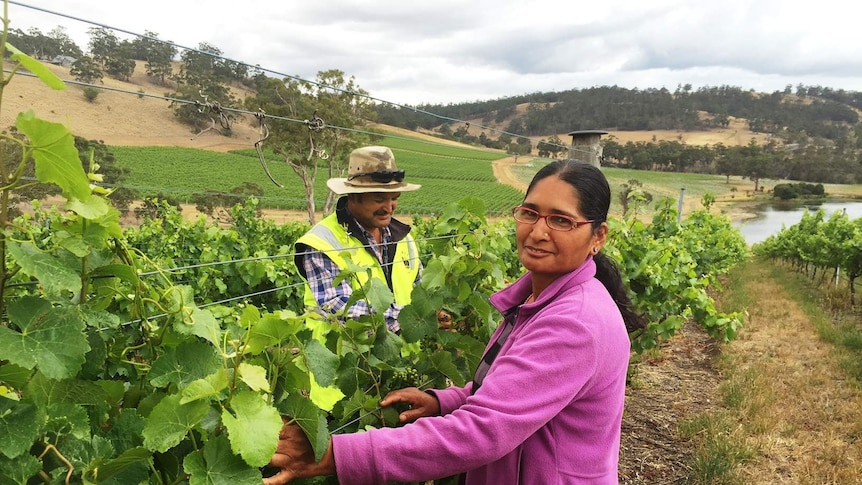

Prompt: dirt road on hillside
xmin=491 ymin=156 xmax=528 ymax=193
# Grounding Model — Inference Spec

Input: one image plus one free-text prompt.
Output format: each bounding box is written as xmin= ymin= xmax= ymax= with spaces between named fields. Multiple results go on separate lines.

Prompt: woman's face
xmin=516 ymin=175 xmax=607 ymax=282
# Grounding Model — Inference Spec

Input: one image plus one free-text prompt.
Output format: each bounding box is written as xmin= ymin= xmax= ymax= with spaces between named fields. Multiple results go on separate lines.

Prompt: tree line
xmin=377 ymin=84 xmax=862 ymax=185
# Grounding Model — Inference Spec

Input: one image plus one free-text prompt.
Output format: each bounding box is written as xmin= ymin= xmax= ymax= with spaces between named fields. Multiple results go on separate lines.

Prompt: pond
xmin=734 ymin=201 xmax=862 ymax=245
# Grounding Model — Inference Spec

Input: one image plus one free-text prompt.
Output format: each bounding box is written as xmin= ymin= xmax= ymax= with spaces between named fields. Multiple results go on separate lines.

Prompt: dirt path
xmin=618 ymin=259 xmax=862 ymax=483
xmin=491 ymin=156 xmax=528 ymax=192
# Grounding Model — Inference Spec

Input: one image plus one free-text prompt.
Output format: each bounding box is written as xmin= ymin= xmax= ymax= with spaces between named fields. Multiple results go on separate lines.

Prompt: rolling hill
xmin=2 ymin=60 xmax=769 ymax=154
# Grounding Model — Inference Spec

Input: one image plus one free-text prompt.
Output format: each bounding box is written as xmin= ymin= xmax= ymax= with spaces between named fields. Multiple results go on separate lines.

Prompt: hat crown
xmin=348 ymin=146 xmax=397 ymax=175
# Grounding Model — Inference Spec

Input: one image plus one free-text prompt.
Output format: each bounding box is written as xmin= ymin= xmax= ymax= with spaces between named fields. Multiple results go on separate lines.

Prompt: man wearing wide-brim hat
xmin=294 ymin=146 xmax=421 ymax=334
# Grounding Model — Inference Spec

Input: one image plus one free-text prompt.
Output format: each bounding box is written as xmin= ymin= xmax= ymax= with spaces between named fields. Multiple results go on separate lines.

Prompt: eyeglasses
xmin=348 ymin=170 xmax=405 ymax=183
xmin=511 ymin=206 xmax=594 ymax=232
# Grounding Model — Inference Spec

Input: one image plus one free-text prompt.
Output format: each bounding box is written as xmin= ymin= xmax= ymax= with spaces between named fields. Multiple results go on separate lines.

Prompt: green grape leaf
xmin=24 ymin=372 xmax=109 ymax=409
xmin=431 ymin=352 xmax=466 ymax=387
xmin=244 ymin=310 xmax=303 ymax=355
xmin=149 ymin=341 xmax=221 ymax=388
xmin=173 ymin=307 xmax=222 ymax=346
xmin=303 ymin=339 xmax=338 ymax=387
xmin=335 ymin=351 xmax=360 ymax=397
xmin=0 ymin=362 xmax=30 ymax=389
xmin=89 ymin=263 xmax=140 ymax=288
xmin=0 ymin=297 xmax=88 ymax=379
xmin=64 ymin=195 xmax=112 ymax=221
xmin=277 ymin=393 xmax=330 ymax=462
xmin=371 ymin=327 xmax=403 ymax=362
xmin=54 ymin=230 xmax=91 ymax=257
xmin=83 ymin=447 xmax=151 ymax=485
xmin=6 ymin=242 xmax=82 ymax=298
xmin=142 ymin=393 xmax=210 ymax=453
xmin=458 ymin=197 xmax=486 ymax=217
xmin=221 ymin=391 xmax=281 ymax=467
xmin=106 ymin=409 xmax=146 ymax=451
xmin=0 ymin=452 xmax=42 ymax=484
xmin=44 ymin=402 xmax=90 ymax=438
xmin=364 ymin=277 xmax=395 ymax=314
xmin=339 ymin=389 xmax=367 ymax=426
xmin=96 ymin=380 xmax=126 ymax=404
xmin=397 ymin=304 xmax=438 ymax=343
xmin=5 ymin=43 xmax=65 ymax=89
xmin=180 ymin=369 xmax=229 ymax=404
xmin=0 ymin=400 xmax=42 ymax=458
xmin=237 ymin=363 xmax=270 ymax=393
xmin=309 ymin=373 xmax=344 ymax=412
xmin=420 ymin=258 xmax=447 ymax=290
xmin=16 ymin=111 xmax=90 ymax=201
xmin=182 ymin=435 xmax=262 ymax=485
xmin=237 ymin=304 xmax=261 ymax=330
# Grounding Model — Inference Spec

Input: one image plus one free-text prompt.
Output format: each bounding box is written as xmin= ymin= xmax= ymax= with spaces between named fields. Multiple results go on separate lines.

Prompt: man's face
xmin=348 ymin=192 xmax=401 ymax=231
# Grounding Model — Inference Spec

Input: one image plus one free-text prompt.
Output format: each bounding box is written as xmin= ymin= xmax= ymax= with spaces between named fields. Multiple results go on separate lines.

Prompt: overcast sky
xmin=9 ymin=0 xmax=862 ymax=106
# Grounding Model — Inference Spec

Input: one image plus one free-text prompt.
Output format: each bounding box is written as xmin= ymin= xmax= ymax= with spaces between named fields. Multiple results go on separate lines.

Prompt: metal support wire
xmin=135 ymin=230 xmax=492 ymax=276
xmin=109 ymin=282 xmax=303 ymax=331
xmin=254 ymin=109 xmax=285 ymax=188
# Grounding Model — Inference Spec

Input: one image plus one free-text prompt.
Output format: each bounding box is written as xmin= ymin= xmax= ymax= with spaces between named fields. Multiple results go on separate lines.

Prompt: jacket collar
xmin=490 ymin=256 xmax=597 ymax=315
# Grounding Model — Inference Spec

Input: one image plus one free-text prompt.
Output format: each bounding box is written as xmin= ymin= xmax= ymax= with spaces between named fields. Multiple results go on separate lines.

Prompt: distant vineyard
xmin=110 ymin=136 xmax=523 ymax=215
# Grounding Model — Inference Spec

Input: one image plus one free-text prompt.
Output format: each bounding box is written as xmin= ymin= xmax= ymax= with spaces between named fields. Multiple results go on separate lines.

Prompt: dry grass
xmin=2 ymin=60 xmax=260 ymax=152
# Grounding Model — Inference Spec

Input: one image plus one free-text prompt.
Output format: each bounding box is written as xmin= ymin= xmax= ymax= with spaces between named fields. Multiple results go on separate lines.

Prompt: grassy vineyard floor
xmin=619 ymin=257 xmax=862 ymax=484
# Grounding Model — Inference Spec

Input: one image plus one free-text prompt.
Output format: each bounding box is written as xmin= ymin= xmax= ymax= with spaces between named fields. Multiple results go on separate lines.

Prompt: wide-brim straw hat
xmin=327 ymin=146 xmax=421 ymax=195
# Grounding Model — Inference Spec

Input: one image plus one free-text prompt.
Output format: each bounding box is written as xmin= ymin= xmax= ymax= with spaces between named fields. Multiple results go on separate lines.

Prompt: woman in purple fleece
xmin=265 ymin=160 xmax=646 ymax=485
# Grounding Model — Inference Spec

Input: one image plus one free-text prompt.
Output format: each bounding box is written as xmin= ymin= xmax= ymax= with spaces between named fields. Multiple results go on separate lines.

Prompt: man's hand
xmin=380 ymin=387 xmax=441 ymax=423
xmin=263 ymin=419 xmax=335 ymax=485
xmin=437 ymin=309 xmax=453 ymax=330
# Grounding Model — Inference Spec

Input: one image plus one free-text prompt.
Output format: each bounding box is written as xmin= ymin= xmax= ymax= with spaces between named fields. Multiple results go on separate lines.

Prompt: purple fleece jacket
xmin=332 ymin=257 xmax=631 ymax=484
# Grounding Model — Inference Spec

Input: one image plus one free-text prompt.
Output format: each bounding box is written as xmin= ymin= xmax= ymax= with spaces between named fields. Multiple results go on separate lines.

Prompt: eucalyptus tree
xmin=86 ymin=27 xmax=119 ymax=67
xmin=171 ymin=42 xmax=236 ymax=134
xmin=134 ymin=31 xmax=177 ymax=86
xmin=243 ymin=69 xmax=375 ymax=223
xmin=69 ymin=55 xmax=102 ymax=84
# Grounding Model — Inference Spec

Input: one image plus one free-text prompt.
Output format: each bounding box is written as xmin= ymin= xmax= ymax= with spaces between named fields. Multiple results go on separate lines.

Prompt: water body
xmin=735 ymin=201 xmax=862 ymax=245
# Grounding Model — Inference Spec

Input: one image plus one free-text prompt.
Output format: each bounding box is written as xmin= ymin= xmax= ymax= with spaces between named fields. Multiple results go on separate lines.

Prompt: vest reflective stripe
xmin=297 ymin=214 xmax=420 ymax=315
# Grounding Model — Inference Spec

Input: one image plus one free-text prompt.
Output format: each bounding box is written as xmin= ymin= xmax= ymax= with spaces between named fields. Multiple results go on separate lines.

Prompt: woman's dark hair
xmin=526 ymin=160 xmax=646 ymax=334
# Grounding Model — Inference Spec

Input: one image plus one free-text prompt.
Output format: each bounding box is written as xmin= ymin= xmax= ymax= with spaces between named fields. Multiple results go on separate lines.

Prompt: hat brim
xmin=327 ymin=178 xmax=421 ymax=195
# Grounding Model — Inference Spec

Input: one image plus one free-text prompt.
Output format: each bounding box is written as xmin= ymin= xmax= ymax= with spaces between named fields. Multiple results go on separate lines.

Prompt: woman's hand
xmin=380 ymin=387 xmax=441 ymax=423
xmin=263 ymin=419 xmax=335 ymax=485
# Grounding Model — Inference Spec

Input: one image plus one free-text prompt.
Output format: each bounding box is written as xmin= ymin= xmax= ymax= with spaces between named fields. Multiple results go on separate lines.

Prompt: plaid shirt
xmin=302 ymin=222 xmax=421 ymax=333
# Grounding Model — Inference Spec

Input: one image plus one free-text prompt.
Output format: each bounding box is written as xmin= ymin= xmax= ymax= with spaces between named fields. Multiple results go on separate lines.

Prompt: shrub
xmin=82 ymin=86 xmax=99 ymax=102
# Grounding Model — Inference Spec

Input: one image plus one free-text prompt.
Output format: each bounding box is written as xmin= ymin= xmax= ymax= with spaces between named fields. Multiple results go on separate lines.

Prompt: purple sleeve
xmin=330 ymin=314 xmax=604 ymax=484
xmin=427 ymin=384 xmax=471 ymax=414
